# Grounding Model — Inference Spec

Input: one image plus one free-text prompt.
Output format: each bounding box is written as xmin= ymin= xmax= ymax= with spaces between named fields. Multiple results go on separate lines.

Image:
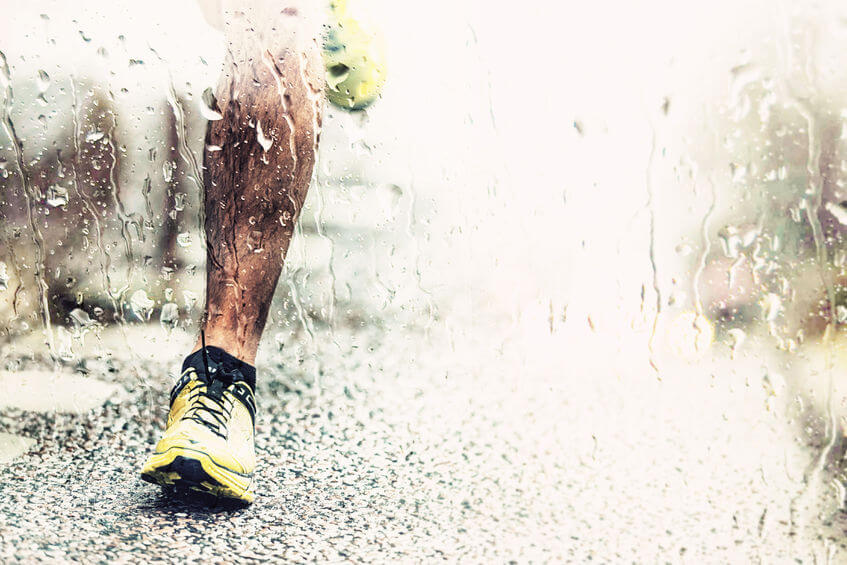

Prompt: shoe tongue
xmin=181 ymin=346 xmax=257 ymax=390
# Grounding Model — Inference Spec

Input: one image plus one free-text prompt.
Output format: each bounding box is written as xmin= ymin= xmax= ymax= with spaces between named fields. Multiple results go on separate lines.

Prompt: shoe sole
xmin=140 ymin=446 xmax=255 ymax=503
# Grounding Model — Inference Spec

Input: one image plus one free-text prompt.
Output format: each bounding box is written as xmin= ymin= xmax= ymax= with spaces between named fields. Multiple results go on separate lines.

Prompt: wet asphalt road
xmin=1 ymin=311 xmax=847 ymax=563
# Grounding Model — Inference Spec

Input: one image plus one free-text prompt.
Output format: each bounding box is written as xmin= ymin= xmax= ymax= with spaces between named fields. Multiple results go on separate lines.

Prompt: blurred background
xmin=4 ymin=0 xmax=847 ymax=561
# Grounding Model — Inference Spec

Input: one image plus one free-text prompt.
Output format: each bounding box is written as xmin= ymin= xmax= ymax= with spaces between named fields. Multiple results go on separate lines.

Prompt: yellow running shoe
xmin=141 ymin=344 xmax=258 ymax=503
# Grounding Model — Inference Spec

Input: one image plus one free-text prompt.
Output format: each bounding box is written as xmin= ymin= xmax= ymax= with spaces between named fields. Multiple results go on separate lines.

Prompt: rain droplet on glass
xmin=160 ymin=302 xmax=179 ymax=330
xmin=129 ymin=289 xmax=155 ymax=321
xmin=200 ymin=87 xmax=223 ymax=121
xmin=176 ymin=232 xmax=192 ymax=247
xmin=256 ymin=120 xmax=273 ymax=152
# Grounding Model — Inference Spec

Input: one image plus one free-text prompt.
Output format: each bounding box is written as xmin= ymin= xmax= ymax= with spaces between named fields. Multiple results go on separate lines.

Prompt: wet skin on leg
xmin=196 ymin=30 xmax=324 ymax=364
xmin=140 ymin=2 xmax=324 ymax=504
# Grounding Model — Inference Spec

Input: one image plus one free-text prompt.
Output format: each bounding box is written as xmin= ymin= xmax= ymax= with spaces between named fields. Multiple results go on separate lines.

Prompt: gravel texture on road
xmin=1 ymin=313 xmax=846 ymax=562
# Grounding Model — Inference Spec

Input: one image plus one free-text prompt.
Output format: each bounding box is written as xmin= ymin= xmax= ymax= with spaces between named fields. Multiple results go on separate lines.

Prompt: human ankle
xmin=191 ymin=332 xmax=258 ymax=366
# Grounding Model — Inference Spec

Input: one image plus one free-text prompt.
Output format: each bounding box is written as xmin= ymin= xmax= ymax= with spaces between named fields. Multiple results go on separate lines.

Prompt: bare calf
xmin=197 ymin=3 xmax=324 ymax=363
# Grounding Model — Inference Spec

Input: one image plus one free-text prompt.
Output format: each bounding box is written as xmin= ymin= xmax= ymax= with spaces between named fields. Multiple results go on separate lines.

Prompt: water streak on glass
xmin=0 ymin=50 xmax=56 ymax=357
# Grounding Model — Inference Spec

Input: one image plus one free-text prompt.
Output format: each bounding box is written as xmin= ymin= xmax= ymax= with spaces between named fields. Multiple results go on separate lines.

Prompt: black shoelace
xmin=183 ymin=331 xmax=238 ymax=439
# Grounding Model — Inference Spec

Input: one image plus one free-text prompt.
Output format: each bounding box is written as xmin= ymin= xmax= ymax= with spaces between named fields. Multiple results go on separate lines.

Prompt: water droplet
xmin=176 ymin=232 xmax=192 ymax=247
xmin=85 ymin=130 xmax=105 ymax=143
xmin=173 ymin=192 xmax=186 ymax=211
xmin=36 ymin=70 xmax=50 ymax=93
xmin=206 ymin=144 xmax=222 ymax=152
xmin=727 ymin=328 xmax=746 ymax=353
xmin=199 ymin=87 xmax=223 ymax=121
xmin=826 ymin=202 xmax=847 ymax=226
xmin=57 ymin=327 xmax=76 ymax=362
xmin=129 ymin=290 xmax=155 ymax=321
xmin=326 ymin=63 xmax=350 ymax=91
xmin=0 ymin=262 xmax=8 ymax=291
xmin=718 ymin=226 xmax=743 ymax=259
xmin=248 ymin=230 xmax=264 ymax=253
xmin=730 ymin=163 xmax=747 ymax=183
xmin=162 ymin=161 xmax=175 ymax=183
xmin=274 ymin=332 xmax=286 ymax=351
xmin=256 ymin=120 xmax=273 ymax=151
xmin=183 ymin=290 xmax=198 ymax=313
xmin=68 ymin=308 xmax=94 ymax=328
xmin=573 ymin=120 xmax=584 ymax=136
xmin=159 ymin=302 xmax=179 ymax=330
xmin=45 ymin=184 xmax=68 ymax=207
xmin=761 ymin=293 xmax=782 ymax=322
